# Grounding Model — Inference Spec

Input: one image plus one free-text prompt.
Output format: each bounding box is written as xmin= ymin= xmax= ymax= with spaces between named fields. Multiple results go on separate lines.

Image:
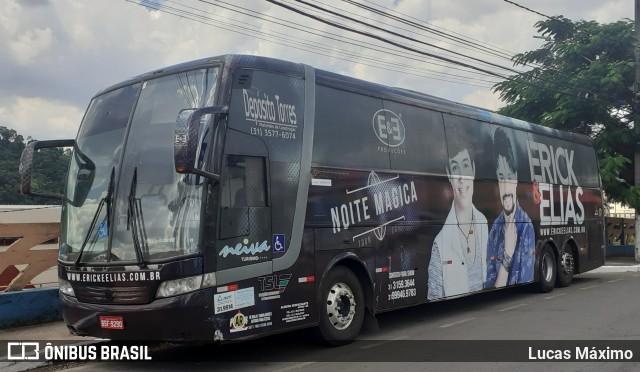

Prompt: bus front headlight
xmin=155 ymin=273 xmax=216 ymax=299
xmin=59 ymin=279 xmax=76 ymax=297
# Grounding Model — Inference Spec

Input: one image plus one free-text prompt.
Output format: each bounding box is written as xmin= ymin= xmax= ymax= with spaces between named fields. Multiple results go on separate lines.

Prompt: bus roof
xmin=96 ymin=54 xmax=594 ymax=147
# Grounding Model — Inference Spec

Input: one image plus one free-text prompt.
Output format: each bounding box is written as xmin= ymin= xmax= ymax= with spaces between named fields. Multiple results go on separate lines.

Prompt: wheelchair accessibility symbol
xmin=273 ymin=234 xmax=286 ymax=253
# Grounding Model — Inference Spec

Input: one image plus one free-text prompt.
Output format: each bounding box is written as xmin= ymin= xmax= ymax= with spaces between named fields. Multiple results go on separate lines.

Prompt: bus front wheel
xmin=318 ymin=266 xmax=365 ymax=346
xmin=536 ymin=244 xmax=556 ymax=293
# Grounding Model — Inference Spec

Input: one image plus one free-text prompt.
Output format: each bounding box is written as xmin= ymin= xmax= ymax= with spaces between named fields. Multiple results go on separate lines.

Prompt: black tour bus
xmin=20 ymin=54 xmax=604 ymax=345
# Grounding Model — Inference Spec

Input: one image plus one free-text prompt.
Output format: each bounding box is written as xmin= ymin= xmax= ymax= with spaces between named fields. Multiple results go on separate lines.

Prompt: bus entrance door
xmin=216 ymin=130 xmax=272 ymax=279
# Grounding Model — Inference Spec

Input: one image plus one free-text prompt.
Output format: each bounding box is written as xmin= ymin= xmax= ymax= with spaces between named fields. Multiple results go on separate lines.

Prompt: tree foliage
xmin=0 ymin=126 xmax=71 ymax=205
xmin=493 ymin=17 xmax=637 ymax=207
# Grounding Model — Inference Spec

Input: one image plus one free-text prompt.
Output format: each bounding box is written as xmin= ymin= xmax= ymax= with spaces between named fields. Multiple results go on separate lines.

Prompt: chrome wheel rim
xmin=326 ymin=282 xmax=356 ymax=330
xmin=560 ymin=251 xmax=574 ymax=276
xmin=542 ymin=252 xmax=554 ymax=283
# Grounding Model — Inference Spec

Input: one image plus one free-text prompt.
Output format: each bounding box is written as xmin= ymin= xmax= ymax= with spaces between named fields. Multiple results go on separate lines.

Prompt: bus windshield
xmin=60 ymin=67 xmax=220 ymax=264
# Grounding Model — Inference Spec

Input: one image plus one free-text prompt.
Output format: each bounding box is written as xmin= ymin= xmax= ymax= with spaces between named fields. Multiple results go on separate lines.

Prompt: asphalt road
xmin=36 ymin=270 xmax=640 ymax=371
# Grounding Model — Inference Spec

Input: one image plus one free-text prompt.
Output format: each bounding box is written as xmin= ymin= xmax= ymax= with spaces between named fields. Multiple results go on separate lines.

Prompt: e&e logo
xmin=373 ymin=109 xmax=405 ymax=147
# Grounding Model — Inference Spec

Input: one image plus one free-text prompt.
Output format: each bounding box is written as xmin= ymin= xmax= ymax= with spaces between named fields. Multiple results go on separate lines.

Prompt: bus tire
xmin=536 ymin=244 xmax=556 ymax=293
xmin=556 ymin=244 xmax=574 ymax=287
xmin=318 ymin=266 xmax=365 ymax=346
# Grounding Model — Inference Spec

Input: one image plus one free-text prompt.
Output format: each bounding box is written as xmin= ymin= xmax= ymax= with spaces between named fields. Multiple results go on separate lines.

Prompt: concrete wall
xmin=606 ymin=244 xmax=635 ymax=257
xmin=0 ymin=288 xmax=61 ymax=329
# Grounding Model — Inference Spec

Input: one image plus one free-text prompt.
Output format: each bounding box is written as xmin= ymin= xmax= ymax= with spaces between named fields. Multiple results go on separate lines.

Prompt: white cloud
xmin=66 ymin=23 xmax=99 ymax=52
xmin=0 ymin=96 xmax=83 ymax=140
xmin=0 ymin=1 xmax=21 ymax=36
xmin=461 ymin=89 xmax=503 ymax=112
xmin=9 ymin=27 xmax=53 ymax=65
xmin=0 ymin=0 xmax=634 ymax=139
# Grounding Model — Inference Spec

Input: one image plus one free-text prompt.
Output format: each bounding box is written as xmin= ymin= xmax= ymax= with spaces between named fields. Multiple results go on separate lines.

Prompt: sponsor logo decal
xmin=528 ymin=140 xmax=585 ymax=227
xmin=214 ymin=287 xmax=255 ymax=314
xmin=66 ymin=271 xmax=160 ymax=283
xmin=258 ymin=274 xmax=292 ymax=301
xmin=373 ymin=109 xmax=405 ymax=147
xmin=219 ymin=239 xmax=270 ymax=260
xmin=230 ymin=311 xmax=248 ymax=333
xmin=330 ymin=171 xmax=418 ymax=241
xmin=242 ymin=89 xmax=298 ymax=140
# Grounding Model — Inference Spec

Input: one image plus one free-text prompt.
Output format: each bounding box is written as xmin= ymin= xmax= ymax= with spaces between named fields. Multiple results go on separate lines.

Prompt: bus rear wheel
xmin=556 ymin=245 xmax=574 ymax=287
xmin=319 ymin=266 xmax=364 ymax=346
xmin=536 ymin=244 xmax=556 ymax=293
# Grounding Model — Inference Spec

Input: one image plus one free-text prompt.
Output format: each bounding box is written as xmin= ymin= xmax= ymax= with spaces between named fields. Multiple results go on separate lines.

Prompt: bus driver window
xmin=220 ymin=155 xmax=267 ymax=208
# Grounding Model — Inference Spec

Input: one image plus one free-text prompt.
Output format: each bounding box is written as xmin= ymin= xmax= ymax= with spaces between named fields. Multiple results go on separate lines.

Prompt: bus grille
xmin=75 ymin=285 xmax=155 ymax=305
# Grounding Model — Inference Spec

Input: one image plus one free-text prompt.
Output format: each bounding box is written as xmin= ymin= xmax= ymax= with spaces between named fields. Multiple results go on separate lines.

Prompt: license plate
xmin=99 ymin=315 xmax=124 ymax=330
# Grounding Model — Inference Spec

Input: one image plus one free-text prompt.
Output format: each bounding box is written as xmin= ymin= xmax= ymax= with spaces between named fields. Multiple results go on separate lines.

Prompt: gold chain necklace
xmin=456 ymin=210 xmax=475 ymax=262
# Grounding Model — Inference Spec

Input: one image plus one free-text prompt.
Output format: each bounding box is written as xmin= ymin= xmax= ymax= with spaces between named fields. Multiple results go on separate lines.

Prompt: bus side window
xmin=219 ymin=154 xmax=268 ymax=240
xmin=244 ymin=156 xmax=267 ymax=207
xmin=221 ymin=155 xmax=267 ymax=208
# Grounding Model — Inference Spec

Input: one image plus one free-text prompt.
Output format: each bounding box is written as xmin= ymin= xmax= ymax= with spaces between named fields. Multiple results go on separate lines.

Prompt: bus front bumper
xmin=60 ymin=287 xmax=221 ymax=341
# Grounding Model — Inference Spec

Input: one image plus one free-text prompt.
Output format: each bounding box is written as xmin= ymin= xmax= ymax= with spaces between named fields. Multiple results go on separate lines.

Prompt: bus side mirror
xmin=19 ymin=139 xmax=75 ymax=200
xmin=174 ymin=105 xmax=227 ymax=182
xmin=69 ymin=147 xmax=96 ymax=207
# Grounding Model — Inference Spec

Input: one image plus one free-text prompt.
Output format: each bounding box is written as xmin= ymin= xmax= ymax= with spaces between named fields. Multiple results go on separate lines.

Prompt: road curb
xmin=589 ymin=265 xmax=640 ymax=273
xmin=0 ymin=360 xmax=48 ymax=372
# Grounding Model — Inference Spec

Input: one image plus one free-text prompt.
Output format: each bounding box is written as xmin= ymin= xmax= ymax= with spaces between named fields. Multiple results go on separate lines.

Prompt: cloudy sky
xmin=0 ymin=0 xmax=633 ymax=140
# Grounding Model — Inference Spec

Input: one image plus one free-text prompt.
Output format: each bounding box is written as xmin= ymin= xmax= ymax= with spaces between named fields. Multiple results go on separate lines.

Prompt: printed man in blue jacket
xmin=485 ymin=127 xmax=535 ymax=288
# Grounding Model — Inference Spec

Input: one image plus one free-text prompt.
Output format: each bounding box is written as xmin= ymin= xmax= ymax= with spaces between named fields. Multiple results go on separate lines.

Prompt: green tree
xmin=493 ymin=17 xmax=639 ymax=207
xmin=0 ymin=126 xmax=70 ymax=205
xmin=0 ymin=126 xmax=25 ymax=204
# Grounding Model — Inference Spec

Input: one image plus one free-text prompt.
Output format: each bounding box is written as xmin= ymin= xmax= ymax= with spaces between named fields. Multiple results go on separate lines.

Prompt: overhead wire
xmin=352 ymin=0 xmax=612 ymax=94
xmin=280 ymin=0 xmax=524 ymax=75
xmin=263 ymin=0 xmax=511 ymax=80
xmin=285 ymin=0 xmax=526 ymax=81
xmin=194 ymin=0 xmax=505 ymax=79
xmin=338 ymin=0 xmax=545 ymax=73
xmin=152 ymin=0 xmax=552 ymax=84
xmin=500 ymin=0 xmax=623 ymax=44
xmin=130 ymin=0 xmax=499 ymax=87
xmin=341 ymin=0 xmax=517 ymax=63
xmin=358 ymin=0 xmax=516 ymax=58
xmin=295 ymin=0 xmax=520 ymax=65
xmin=141 ymin=0 xmax=504 ymax=87
xmin=129 ymin=0 xmax=623 ymax=107
xmin=336 ymin=0 xmax=628 ymax=104
xmin=266 ymin=0 xmax=622 ymax=104
xmin=340 ymin=0 xmax=620 ymax=103
xmin=502 ymin=0 xmax=556 ymax=21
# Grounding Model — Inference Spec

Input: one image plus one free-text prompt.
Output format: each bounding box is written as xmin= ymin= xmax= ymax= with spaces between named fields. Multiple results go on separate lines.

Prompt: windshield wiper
xmin=74 ymin=167 xmax=114 ymax=267
xmin=127 ymin=167 xmax=149 ymax=268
